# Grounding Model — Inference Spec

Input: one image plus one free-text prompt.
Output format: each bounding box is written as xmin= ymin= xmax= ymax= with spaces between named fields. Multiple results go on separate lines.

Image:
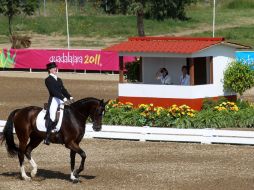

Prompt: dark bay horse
xmin=1 ymin=97 xmax=107 ymax=182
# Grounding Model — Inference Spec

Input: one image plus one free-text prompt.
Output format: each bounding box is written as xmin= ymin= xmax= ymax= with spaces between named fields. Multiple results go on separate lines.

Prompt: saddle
xmin=36 ymin=103 xmax=64 ymax=133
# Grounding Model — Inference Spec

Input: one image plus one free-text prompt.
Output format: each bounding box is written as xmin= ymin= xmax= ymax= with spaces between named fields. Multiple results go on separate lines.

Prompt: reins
xmin=63 ymin=98 xmax=103 ymax=122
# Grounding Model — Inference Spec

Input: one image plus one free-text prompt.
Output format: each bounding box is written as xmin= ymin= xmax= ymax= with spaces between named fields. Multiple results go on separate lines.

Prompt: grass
xmin=193 ymin=25 xmax=254 ymax=47
xmin=0 ymin=0 xmax=254 ymax=47
xmin=224 ymin=0 xmax=254 ymax=9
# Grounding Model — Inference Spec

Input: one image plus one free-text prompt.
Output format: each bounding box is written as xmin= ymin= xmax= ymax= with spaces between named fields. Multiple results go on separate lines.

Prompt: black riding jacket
xmin=45 ymin=75 xmax=71 ymax=101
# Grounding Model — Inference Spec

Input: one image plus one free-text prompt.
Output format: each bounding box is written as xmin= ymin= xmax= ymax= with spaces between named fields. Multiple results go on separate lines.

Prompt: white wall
xmin=142 ymin=57 xmax=186 ymax=85
xmin=119 ymin=83 xmax=235 ymax=98
xmin=207 ymin=46 xmax=235 ymax=94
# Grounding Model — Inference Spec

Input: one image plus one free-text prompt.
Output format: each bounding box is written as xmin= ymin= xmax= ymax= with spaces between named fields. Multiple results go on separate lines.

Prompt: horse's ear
xmin=100 ymin=99 xmax=104 ymax=105
xmin=104 ymin=99 xmax=110 ymax=105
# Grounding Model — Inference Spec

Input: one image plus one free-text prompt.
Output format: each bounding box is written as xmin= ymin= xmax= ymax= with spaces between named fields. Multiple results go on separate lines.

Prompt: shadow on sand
xmin=1 ymin=169 xmax=96 ymax=182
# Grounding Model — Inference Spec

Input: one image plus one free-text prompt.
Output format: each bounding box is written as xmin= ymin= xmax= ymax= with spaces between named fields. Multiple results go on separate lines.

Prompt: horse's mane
xmin=72 ymin=97 xmax=100 ymax=106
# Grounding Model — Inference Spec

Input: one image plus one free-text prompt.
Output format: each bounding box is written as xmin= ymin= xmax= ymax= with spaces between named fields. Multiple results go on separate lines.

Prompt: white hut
xmin=105 ymin=37 xmax=250 ymax=110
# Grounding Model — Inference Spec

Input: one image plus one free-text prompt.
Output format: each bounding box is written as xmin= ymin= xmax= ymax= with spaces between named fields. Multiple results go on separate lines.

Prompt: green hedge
xmin=102 ymin=100 xmax=254 ymax=129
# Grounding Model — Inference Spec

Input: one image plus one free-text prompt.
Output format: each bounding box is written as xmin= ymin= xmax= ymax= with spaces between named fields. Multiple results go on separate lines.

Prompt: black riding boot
xmin=44 ymin=119 xmax=54 ymax=145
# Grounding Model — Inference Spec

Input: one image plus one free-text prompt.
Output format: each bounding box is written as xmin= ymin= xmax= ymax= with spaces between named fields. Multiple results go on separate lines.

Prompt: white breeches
xmin=49 ymin=97 xmax=63 ymax=121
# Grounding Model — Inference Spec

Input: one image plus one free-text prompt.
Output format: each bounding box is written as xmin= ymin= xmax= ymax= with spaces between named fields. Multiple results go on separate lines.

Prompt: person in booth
xmin=180 ymin=66 xmax=190 ymax=85
xmin=44 ymin=62 xmax=74 ymax=145
xmin=156 ymin=67 xmax=172 ymax=85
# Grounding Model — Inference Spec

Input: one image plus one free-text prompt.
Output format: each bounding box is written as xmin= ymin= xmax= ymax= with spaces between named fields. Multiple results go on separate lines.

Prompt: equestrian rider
xmin=44 ymin=62 xmax=74 ymax=145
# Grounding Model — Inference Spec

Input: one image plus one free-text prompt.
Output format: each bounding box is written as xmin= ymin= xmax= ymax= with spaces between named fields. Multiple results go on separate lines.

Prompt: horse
xmin=1 ymin=97 xmax=107 ymax=183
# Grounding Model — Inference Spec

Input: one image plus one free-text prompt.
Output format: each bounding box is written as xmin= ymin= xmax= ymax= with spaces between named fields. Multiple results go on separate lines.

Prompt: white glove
xmin=63 ymin=98 xmax=70 ymax=105
xmin=70 ymin=97 xmax=74 ymax=103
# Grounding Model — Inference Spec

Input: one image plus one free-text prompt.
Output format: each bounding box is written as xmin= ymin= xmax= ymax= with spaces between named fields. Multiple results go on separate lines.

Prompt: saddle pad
xmin=36 ymin=105 xmax=64 ymax=132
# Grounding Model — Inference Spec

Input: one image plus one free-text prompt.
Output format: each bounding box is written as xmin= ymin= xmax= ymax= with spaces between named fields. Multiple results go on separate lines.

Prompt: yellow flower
xmin=108 ymin=100 xmax=114 ymax=104
xmin=112 ymin=104 xmax=118 ymax=108
xmin=138 ymin=104 xmax=146 ymax=109
xmin=125 ymin=102 xmax=133 ymax=106
xmin=140 ymin=112 xmax=146 ymax=117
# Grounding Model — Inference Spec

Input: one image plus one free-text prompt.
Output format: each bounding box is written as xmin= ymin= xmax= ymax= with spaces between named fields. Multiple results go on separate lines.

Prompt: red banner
xmin=0 ymin=49 xmax=134 ymax=71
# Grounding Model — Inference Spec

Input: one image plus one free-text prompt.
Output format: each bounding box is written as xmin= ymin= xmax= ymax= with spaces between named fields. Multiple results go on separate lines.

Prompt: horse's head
xmin=90 ymin=99 xmax=108 ymax=132
xmin=71 ymin=98 xmax=108 ymax=131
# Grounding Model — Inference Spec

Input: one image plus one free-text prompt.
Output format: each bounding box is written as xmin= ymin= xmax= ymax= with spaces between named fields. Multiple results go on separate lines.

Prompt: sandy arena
xmin=0 ymin=72 xmax=254 ymax=190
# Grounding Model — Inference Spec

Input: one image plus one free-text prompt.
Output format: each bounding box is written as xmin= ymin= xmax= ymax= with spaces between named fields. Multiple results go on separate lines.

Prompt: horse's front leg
xmin=75 ymin=149 xmax=86 ymax=176
xmin=68 ymin=142 xmax=86 ymax=183
xmin=70 ymin=150 xmax=78 ymax=182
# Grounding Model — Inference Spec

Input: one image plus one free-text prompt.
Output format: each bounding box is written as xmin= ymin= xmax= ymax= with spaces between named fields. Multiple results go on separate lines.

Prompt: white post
xmin=212 ymin=0 xmax=216 ymax=37
xmin=140 ymin=126 xmax=149 ymax=142
xmin=44 ymin=0 xmax=46 ymax=16
xmin=65 ymin=0 xmax=70 ymax=49
xmin=201 ymin=128 xmax=215 ymax=144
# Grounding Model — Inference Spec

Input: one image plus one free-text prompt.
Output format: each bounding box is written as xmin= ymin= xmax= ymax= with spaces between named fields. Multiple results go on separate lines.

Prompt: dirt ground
xmin=1 ymin=72 xmax=254 ymax=190
xmin=0 ymin=71 xmax=118 ymax=119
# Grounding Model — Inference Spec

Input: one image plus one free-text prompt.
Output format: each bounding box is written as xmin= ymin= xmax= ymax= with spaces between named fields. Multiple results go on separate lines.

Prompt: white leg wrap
xmin=29 ymin=158 xmax=37 ymax=178
xmin=20 ymin=165 xmax=31 ymax=181
xmin=70 ymin=171 xmax=78 ymax=181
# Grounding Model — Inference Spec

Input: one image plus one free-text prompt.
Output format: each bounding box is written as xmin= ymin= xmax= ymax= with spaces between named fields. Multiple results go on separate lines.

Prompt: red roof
xmin=105 ymin=37 xmax=226 ymax=54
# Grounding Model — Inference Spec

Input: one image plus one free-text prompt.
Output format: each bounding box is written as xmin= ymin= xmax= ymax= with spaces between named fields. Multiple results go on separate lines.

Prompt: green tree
xmin=0 ymin=0 xmax=38 ymax=35
xmin=97 ymin=0 xmax=197 ymax=36
xmin=223 ymin=60 xmax=254 ymax=97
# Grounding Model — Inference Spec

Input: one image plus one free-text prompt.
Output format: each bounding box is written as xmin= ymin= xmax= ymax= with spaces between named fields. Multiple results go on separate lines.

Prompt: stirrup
xmin=44 ymin=139 xmax=50 ymax=145
xmin=44 ymin=133 xmax=51 ymax=145
xmin=51 ymin=129 xmax=57 ymax=133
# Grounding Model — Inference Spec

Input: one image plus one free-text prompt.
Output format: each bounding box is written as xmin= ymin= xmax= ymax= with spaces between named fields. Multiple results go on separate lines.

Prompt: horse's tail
xmin=1 ymin=109 xmax=20 ymax=157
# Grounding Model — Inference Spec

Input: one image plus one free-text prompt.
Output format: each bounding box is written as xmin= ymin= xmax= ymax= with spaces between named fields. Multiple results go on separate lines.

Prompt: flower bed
xmin=103 ymin=99 xmax=254 ymax=129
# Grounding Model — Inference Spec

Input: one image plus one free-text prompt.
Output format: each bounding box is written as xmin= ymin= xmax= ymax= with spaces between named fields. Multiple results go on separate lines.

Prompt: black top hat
xmin=46 ymin=62 xmax=57 ymax=70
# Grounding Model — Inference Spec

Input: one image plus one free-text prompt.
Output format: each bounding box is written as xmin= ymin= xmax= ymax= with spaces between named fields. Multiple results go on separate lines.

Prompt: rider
xmin=44 ymin=62 xmax=74 ymax=145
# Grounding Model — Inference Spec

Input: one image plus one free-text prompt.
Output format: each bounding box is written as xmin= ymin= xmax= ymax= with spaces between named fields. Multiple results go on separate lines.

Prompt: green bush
xmin=201 ymin=98 xmax=217 ymax=110
xmin=223 ymin=60 xmax=254 ymax=96
xmin=103 ymin=100 xmax=254 ymax=129
xmin=192 ymin=110 xmax=236 ymax=129
xmin=202 ymin=97 xmax=229 ymax=110
xmin=233 ymin=107 xmax=254 ymax=128
xmin=235 ymin=99 xmax=251 ymax=109
xmin=153 ymin=111 xmax=175 ymax=128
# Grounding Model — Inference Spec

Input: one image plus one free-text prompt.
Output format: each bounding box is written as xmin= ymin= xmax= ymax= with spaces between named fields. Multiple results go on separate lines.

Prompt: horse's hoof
xmin=72 ymin=178 xmax=79 ymax=184
xmin=23 ymin=176 xmax=31 ymax=181
xmin=31 ymin=169 xmax=37 ymax=178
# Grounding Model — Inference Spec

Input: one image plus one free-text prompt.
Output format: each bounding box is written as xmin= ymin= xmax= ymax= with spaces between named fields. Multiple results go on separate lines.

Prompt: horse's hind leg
xmin=18 ymin=141 xmax=31 ymax=181
xmin=25 ymin=136 xmax=43 ymax=178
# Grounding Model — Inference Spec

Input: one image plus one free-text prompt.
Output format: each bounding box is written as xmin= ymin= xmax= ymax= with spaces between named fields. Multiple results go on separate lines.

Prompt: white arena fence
xmin=1 ymin=120 xmax=254 ymax=145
